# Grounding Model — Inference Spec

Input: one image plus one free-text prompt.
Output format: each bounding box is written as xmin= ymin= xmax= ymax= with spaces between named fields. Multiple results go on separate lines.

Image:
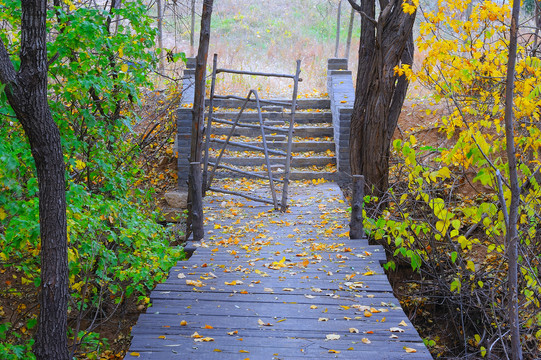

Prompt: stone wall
xmin=327 ymin=58 xmax=354 ymax=175
xmin=176 ymin=58 xmax=196 ymax=190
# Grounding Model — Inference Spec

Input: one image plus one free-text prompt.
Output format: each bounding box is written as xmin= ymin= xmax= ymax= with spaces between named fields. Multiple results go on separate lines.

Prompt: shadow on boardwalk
xmin=126 ymin=181 xmax=432 ymax=359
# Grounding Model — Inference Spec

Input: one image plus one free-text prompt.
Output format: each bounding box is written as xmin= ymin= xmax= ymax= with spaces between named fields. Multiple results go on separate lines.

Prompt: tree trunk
xmin=335 ymin=0 xmax=342 ymax=58
xmin=503 ymin=1 xmax=523 ymax=358
xmin=344 ymin=7 xmax=355 ymax=60
xmin=347 ymin=0 xmax=415 ymax=200
xmin=0 ymin=1 xmax=69 ymax=359
xmin=190 ymin=0 xmax=196 ymax=56
xmin=157 ymin=0 xmax=164 ymax=71
xmin=187 ymin=0 xmax=213 ymax=241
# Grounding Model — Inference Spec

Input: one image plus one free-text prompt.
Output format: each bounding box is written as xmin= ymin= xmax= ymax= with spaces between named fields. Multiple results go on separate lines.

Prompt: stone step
xmin=207 ymin=111 xmax=332 ymax=124
xmin=212 ymin=170 xmax=338 ymax=181
xmin=206 ymin=98 xmax=330 ymax=110
xmin=216 ymin=156 xmax=336 ymax=168
xmin=211 ymin=126 xmax=333 ymax=138
xmin=208 ymin=141 xmax=334 ymax=153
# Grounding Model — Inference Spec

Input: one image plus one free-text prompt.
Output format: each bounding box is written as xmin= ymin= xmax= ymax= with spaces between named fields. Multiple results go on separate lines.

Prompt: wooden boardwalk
xmin=126 ymin=182 xmax=432 ymax=359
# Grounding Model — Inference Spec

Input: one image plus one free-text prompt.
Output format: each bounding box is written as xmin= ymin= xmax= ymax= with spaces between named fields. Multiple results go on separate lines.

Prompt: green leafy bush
xmin=0 ymin=0 xmax=184 ymax=356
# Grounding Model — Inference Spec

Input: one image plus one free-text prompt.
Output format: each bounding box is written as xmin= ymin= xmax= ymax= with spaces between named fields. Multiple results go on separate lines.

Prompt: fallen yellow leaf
xmin=186 ymin=279 xmax=203 ymax=287
xmin=326 ymin=334 xmax=340 ymax=340
xmin=258 ymin=319 xmax=273 ymax=326
xmin=194 ymin=337 xmax=214 ymax=342
xmin=404 ymin=347 xmax=417 ymax=353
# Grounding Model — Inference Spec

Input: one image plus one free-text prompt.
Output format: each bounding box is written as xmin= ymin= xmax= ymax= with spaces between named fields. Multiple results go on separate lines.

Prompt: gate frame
xmin=201 ymin=54 xmax=301 ymax=211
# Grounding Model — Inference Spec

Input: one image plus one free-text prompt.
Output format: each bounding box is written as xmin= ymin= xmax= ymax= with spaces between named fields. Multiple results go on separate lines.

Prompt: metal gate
xmin=201 ymin=54 xmax=301 ymax=211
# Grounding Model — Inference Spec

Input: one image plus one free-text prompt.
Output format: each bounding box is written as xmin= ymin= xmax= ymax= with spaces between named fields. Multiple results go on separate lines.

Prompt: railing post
xmin=190 ymin=162 xmax=205 ymax=241
xmin=349 ymin=175 xmax=365 ymax=239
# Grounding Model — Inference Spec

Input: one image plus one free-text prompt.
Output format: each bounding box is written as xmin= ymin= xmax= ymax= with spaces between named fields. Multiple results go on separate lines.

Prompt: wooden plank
xmin=128 ymin=181 xmax=431 ymax=359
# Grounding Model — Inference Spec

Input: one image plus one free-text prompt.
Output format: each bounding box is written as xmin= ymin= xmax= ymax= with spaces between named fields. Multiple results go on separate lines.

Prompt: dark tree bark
xmin=347 ymin=0 xmax=416 ymax=199
xmin=187 ymin=0 xmax=213 ymax=241
xmin=0 ymin=1 xmax=69 ymax=359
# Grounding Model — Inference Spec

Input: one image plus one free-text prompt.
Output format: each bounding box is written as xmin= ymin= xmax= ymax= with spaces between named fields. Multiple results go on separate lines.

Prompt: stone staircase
xmin=205 ymin=98 xmax=337 ymax=181
xmin=176 ymin=58 xmax=355 ymax=189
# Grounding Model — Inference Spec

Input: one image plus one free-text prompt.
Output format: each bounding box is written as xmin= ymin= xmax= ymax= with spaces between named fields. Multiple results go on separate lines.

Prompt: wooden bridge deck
xmin=125 ymin=182 xmax=431 ymax=359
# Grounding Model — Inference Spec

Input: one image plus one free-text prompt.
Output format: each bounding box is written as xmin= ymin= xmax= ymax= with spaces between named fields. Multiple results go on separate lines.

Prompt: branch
xmin=0 ymin=41 xmax=17 ymax=85
xmin=346 ymin=0 xmax=377 ymax=25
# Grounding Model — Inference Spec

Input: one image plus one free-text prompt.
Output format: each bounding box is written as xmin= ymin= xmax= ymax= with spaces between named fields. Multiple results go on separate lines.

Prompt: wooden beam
xmin=211 ymin=118 xmax=290 ymax=133
xmin=208 ymin=187 xmax=278 ymax=205
xmin=207 ymin=162 xmax=284 ymax=183
xmin=209 ymin=138 xmax=287 ymax=156
xmin=349 ymin=175 xmax=365 ymax=239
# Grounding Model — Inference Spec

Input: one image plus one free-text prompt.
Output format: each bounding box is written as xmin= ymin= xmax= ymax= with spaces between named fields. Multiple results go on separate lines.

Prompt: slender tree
xmin=335 ymin=0 xmax=342 ymax=58
xmin=0 ymin=0 xmax=69 ymax=358
xmin=187 ymin=0 xmax=214 ymax=241
xmin=190 ymin=0 xmax=196 ymax=56
xmin=344 ymin=7 xmax=355 ymax=60
xmin=346 ymin=0 xmax=415 ymax=199
xmin=503 ymin=0 xmax=523 ymax=358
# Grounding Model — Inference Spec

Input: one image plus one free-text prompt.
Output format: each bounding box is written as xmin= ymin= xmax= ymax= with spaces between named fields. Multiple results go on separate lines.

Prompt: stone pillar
xmin=327 ymin=58 xmax=354 ymax=175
